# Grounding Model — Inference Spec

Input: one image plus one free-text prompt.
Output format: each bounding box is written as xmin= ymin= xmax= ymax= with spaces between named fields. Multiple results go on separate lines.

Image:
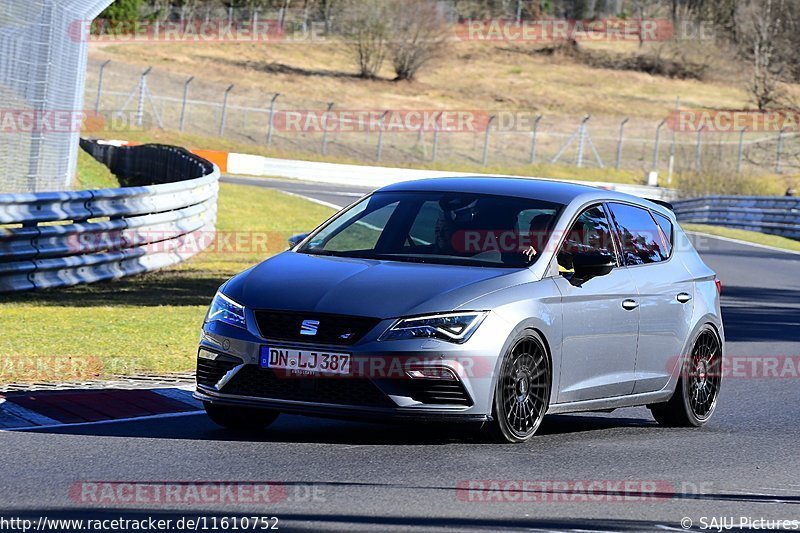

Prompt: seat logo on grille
xmin=300 ymin=319 xmax=320 ymax=336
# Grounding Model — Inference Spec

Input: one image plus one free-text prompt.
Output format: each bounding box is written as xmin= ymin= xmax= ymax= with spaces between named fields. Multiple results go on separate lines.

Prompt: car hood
xmin=223 ymin=251 xmax=534 ymax=318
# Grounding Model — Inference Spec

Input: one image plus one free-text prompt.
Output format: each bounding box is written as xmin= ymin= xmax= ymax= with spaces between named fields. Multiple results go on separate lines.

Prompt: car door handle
xmin=622 ymin=299 xmax=639 ymax=311
xmin=677 ymin=293 xmax=692 ymax=304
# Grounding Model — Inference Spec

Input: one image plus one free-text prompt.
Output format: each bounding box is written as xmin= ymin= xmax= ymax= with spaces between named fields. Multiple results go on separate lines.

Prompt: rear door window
xmin=653 ymin=212 xmax=674 ymax=257
xmin=608 ymin=203 xmax=668 ymax=265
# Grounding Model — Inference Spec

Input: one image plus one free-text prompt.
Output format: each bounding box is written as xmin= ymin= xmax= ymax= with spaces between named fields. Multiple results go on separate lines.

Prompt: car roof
xmin=377 ymin=176 xmax=672 ymax=217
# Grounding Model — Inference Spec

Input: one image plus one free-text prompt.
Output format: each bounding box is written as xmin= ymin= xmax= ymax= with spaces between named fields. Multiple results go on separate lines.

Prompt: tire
xmin=203 ymin=402 xmax=279 ymax=431
xmin=649 ymin=326 xmax=722 ymax=427
xmin=486 ymin=331 xmax=551 ymax=443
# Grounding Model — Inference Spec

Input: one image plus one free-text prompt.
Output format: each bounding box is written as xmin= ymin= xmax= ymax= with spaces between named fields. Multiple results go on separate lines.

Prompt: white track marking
xmin=687 ymin=231 xmax=800 ymax=257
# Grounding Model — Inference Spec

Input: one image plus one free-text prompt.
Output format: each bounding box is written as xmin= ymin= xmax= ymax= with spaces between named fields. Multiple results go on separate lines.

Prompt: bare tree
xmin=386 ymin=0 xmax=450 ymax=82
xmin=736 ymin=0 xmax=787 ymax=110
xmin=337 ymin=0 xmax=389 ymax=78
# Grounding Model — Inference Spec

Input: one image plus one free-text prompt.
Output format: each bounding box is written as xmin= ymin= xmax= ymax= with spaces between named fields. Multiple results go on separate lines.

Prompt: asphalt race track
xmin=1 ymin=177 xmax=798 ymax=532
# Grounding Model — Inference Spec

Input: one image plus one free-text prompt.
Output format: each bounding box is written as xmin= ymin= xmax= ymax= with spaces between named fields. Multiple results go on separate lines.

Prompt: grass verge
xmin=0 ymin=182 xmax=334 ymax=384
xmin=683 ymin=223 xmax=800 ymax=253
xmin=74 ymin=149 xmax=120 ymax=189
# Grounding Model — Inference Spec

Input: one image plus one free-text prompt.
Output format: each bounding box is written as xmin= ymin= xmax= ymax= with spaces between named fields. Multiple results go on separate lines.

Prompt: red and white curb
xmin=0 ymin=387 xmax=202 ymax=430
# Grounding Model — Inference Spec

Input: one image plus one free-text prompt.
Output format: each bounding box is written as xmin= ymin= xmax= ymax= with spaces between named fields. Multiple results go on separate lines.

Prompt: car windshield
xmin=297 ymin=191 xmax=564 ymax=268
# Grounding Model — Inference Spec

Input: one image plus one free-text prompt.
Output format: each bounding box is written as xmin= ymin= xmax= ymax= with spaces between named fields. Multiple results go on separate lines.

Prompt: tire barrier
xmin=0 ymin=140 xmax=219 ymax=292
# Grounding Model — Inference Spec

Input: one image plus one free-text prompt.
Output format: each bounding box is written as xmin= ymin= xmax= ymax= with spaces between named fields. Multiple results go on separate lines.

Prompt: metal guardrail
xmin=0 ymin=141 xmax=219 ymax=292
xmin=673 ymin=196 xmax=800 ymax=240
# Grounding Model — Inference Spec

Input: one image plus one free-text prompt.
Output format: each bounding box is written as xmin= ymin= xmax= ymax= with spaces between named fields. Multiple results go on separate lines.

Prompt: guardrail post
xmin=694 ymin=125 xmax=705 ymax=170
xmin=529 ymin=114 xmax=542 ymax=164
xmin=432 ymin=111 xmax=443 ymax=162
xmin=219 ymin=84 xmax=234 ymax=137
xmin=95 ymin=60 xmax=111 ymax=114
xmin=482 ymin=115 xmax=496 ymax=166
xmin=376 ymin=110 xmax=388 ymax=162
xmin=576 ymin=114 xmax=590 ymax=168
xmin=136 ymin=67 xmax=153 ymax=127
xmin=775 ymin=127 xmax=787 ymax=173
xmin=266 ymin=93 xmax=280 ymax=146
xmin=179 ymin=76 xmax=194 ymax=132
xmin=736 ymin=127 xmax=747 ymax=174
xmin=321 ymin=102 xmax=334 ymax=155
xmin=615 ymin=117 xmax=629 ymax=170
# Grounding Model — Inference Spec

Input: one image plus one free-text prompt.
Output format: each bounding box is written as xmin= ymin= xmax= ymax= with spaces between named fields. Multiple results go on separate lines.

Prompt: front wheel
xmin=203 ymin=402 xmax=279 ymax=431
xmin=649 ymin=327 xmax=722 ymax=427
xmin=486 ymin=332 xmax=551 ymax=443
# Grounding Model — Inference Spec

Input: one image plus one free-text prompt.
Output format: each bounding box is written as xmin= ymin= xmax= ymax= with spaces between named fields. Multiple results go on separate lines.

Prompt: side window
xmin=608 ymin=203 xmax=667 ymax=265
xmin=653 ymin=212 xmax=674 ymax=258
xmin=557 ymin=205 xmax=617 ymax=272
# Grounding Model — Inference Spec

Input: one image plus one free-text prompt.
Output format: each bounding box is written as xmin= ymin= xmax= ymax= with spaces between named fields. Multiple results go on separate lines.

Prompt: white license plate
xmin=260 ymin=346 xmax=351 ymax=376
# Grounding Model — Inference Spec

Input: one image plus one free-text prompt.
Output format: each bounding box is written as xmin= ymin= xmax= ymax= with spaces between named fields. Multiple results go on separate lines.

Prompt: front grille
xmin=253 ymin=310 xmax=382 ymax=346
xmin=220 ymin=365 xmax=394 ymax=407
xmin=196 ymin=354 xmax=241 ymax=388
xmin=380 ymin=378 xmax=472 ymax=406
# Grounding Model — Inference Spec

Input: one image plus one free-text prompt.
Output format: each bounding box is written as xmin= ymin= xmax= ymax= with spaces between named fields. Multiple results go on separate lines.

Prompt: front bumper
xmin=194 ymin=312 xmax=510 ymax=421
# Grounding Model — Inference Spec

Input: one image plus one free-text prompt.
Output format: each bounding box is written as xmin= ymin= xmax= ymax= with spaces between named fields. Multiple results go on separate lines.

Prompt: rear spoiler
xmin=647 ymin=199 xmax=674 ymax=211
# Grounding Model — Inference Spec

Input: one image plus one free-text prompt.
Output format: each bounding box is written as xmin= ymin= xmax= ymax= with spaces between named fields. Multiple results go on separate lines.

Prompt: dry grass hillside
xmin=91 ymin=39 xmax=762 ymax=119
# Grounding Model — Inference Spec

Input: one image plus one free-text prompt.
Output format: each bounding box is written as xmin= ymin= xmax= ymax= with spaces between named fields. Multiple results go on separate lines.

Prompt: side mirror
xmin=288 ymin=233 xmax=309 ymax=249
xmin=572 ymin=252 xmax=615 ymax=281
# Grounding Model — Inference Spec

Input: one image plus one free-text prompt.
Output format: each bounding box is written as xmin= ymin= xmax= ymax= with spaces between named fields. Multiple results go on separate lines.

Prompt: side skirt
xmin=546 ymin=389 xmax=673 ymax=415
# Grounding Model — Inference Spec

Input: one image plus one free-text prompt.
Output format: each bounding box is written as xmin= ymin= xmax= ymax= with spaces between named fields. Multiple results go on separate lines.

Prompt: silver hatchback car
xmin=195 ymin=177 xmax=723 ymax=443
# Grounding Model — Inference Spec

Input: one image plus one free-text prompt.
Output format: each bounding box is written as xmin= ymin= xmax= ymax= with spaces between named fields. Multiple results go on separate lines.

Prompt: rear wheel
xmin=650 ymin=327 xmax=722 ymax=427
xmin=203 ymin=402 xmax=279 ymax=431
xmin=487 ymin=332 xmax=551 ymax=443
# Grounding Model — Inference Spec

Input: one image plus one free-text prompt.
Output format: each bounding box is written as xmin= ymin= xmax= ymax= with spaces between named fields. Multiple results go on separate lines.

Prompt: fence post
xmin=266 ymin=92 xmax=280 ymax=146
xmin=135 ymin=67 xmax=152 ymax=127
xmin=179 ymin=76 xmax=194 ymax=132
xmin=432 ymin=112 xmax=443 ymax=162
xmin=94 ymin=60 xmax=111 ymax=114
xmin=736 ymin=127 xmax=747 ymax=174
xmin=376 ymin=110 xmax=388 ymax=162
xmin=529 ymin=114 xmax=542 ymax=164
xmin=615 ymin=118 xmax=629 ymax=169
xmin=482 ymin=115 xmax=496 ymax=166
xmin=321 ymin=102 xmax=334 ymax=155
xmin=668 ymin=96 xmax=680 ymax=185
xmin=219 ymin=84 xmax=235 ymax=137
xmin=652 ymin=118 xmax=666 ymax=170
xmin=695 ymin=125 xmax=705 ymax=170
xmin=775 ymin=127 xmax=787 ymax=173
xmin=576 ymin=114 xmax=590 ymax=168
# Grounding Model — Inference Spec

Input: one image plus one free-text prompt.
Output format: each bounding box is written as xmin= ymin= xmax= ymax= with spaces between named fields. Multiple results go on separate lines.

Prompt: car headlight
xmin=379 ymin=312 xmax=488 ymax=343
xmin=205 ymin=291 xmax=247 ymax=329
